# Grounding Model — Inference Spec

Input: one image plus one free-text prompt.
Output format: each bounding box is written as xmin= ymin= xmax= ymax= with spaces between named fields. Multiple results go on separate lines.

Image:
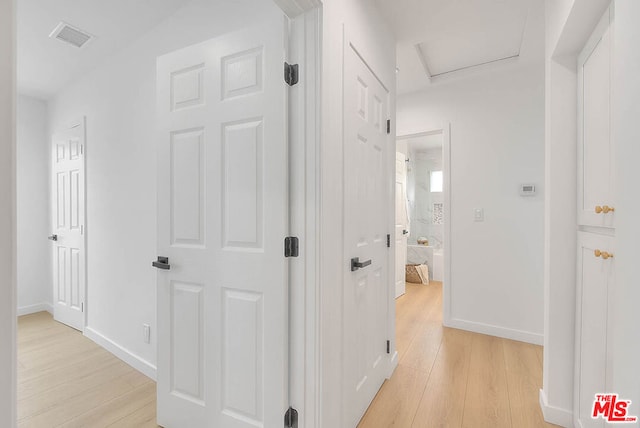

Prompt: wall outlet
xmin=143 ymin=324 xmax=151 ymax=344
xmin=474 ymin=208 xmax=484 ymax=222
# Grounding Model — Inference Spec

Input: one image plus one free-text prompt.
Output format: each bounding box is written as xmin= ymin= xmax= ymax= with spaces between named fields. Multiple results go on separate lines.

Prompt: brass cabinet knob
xmin=594 ymin=249 xmax=602 ymax=257
xmin=602 ymin=205 xmax=615 ymax=213
xmin=601 ymin=251 xmax=613 ymax=260
xmin=595 ymin=205 xmax=603 ymax=214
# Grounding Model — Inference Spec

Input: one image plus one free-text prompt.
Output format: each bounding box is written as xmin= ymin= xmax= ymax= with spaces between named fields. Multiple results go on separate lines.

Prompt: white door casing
xmin=395 ymin=152 xmax=408 ymax=298
xmin=343 ymin=41 xmax=391 ymax=427
xmin=51 ymin=118 xmax=86 ymax=331
xmin=156 ymin=13 xmax=289 ymax=428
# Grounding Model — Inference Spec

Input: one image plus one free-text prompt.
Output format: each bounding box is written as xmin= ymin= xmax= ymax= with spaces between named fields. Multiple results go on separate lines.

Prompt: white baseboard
xmin=539 ymin=389 xmax=573 ymax=427
xmin=445 ymin=318 xmax=544 ymax=345
xmin=84 ymin=326 xmax=157 ymax=381
xmin=17 ymin=302 xmax=53 ymax=316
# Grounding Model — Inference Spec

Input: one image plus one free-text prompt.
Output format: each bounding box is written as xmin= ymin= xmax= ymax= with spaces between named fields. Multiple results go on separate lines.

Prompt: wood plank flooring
xmin=358 ymin=282 xmax=559 ymax=428
xmin=17 ymin=312 xmax=158 ymax=428
xmin=19 ymin=284 xmax=556 ymax=428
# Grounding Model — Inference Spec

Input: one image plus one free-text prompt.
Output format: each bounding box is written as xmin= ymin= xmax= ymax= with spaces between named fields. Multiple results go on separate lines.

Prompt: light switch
xmin=474 ymin=208 xmax=484 ymax=222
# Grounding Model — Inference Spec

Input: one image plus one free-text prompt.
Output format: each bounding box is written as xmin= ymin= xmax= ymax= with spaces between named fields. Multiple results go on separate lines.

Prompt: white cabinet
xmin=574 ymin=232 xmax=615 ymax=428
xmin=574 ymin=5 xmax=617 ymax=428
xmin=578 ymin=6 xmax=615 ymax=228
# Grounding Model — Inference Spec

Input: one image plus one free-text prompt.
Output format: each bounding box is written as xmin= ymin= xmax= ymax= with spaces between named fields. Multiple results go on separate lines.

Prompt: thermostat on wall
xmin=520 ymin=184 xmax=536 ymax=196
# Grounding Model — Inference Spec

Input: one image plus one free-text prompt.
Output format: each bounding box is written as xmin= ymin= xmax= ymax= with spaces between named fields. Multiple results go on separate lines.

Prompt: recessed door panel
xmin=170 ymin=282 xmax=205 ymax=404
xmin=171 ymin=64 xmax=205 ymax=111
xmin=222 ymin=47 xmax=263 ymax=100
xmin=170 ymin=128 xmax=205 ymax=247
xmin=223 ymin=119 xmax=263 ymax=249
xmin=222 ymin=289 xmax=263 ymax=423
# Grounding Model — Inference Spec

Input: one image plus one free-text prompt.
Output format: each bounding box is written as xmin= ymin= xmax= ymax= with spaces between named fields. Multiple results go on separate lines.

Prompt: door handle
xmin=351 ymin=257 xmax=372 ymax=272
xmin=402 ymin=230 xmax=409 ymax=235
xmin=152 ymin=256 xmax=171 ymax=270
xmin=48 ymin=234 xmax=58 ymax=241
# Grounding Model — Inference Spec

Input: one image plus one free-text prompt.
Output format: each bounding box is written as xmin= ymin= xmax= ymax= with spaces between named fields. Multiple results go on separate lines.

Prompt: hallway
xmin=359 ymin=282 xmax=558 ymax=428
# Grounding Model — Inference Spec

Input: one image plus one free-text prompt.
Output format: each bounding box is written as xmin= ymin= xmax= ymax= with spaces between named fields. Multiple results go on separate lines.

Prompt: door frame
xmin=396 ymin=124 xmax=452 ymax=325
xmin=51 ymin=116 xmax=88 ymax=332
xmin=288 ymin=5 xmax=322 ymax=428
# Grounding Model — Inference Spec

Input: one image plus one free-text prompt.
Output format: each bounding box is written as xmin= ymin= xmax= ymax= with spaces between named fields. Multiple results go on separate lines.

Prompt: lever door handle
xmin=351 ymin=257 xmax=372 ymax=272
xmin=48 ymin=234 xmax=58 ymax=241
xmin=402 ymin=230 xmax=409 ymax=235
xmin=152 ymin=256 xmax=171 ymax=270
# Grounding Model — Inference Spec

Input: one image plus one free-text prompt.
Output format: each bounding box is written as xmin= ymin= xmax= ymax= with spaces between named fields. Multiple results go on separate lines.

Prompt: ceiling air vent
xmin=49 ymin=22 xmax=94 ymax=48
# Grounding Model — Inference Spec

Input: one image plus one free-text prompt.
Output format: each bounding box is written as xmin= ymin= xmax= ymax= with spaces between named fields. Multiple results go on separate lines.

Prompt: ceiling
xmin=18 ymin=0 xmax=187 ymax=99
xmin=18 ymin=0 xmax=545 ymax=99
xmin=375 ymin=0 xmax=545 ymax=94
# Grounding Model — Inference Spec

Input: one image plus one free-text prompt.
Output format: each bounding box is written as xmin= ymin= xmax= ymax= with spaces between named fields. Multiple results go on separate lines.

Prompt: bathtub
xmin=407 ymin=245 xmax=443 ymax=281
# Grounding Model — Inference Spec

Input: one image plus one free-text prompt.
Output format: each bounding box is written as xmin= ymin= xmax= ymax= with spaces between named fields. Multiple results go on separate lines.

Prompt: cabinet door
xmin=578 ymin=6 xmax=615 ymax=228
xmin=575 ymin=232 xmax=615 ymax=428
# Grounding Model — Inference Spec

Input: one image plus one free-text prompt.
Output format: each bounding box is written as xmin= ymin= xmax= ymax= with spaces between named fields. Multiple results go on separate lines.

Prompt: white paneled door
xmin=578 ymin=7 xmax=614 ymax=228
xmin=395 ymin=152 xmax=408 ymax=298
xmin=155 ymin=12 xmax=289 ymax=428
xmin=343 ymin=42 xmax=391 ymax=427
xmin=51 ymin=118 xmax=86 ymax=332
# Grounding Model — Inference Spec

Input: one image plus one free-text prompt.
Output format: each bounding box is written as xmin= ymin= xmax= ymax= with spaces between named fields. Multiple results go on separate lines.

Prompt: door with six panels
xmin=155 ymin=10 xmax=289 ymax=427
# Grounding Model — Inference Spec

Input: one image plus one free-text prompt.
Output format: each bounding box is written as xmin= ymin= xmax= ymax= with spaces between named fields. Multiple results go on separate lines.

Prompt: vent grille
xmin=49 ymin=22 xmax=93 ymax=48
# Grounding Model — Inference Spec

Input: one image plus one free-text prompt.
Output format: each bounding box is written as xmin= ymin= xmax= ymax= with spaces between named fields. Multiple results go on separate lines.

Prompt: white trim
xmin=84 ymin=327 xmax=157 ymax=381
xmin=17 ymin=302 xmax=52 ymax=316
xmin=539 ymin=389 xmax=574 ymax=427
xmin=288 ymin=7 xmax=322 ymax=428
xmin=447 ymin=318 xmax=544 ymax=346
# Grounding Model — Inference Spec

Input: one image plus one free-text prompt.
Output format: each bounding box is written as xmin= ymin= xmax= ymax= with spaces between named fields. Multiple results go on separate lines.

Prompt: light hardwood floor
xmin=17 ymin=312 xmax=158 ymax=428
xmin=358 ymin=282 xmax=559 ymax=428
xmin=19 ymin=284 xmax=555 ymax=428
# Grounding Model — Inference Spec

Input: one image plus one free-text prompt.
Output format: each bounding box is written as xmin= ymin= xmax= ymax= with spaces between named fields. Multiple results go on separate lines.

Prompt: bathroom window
xmin=430 ymin=170 xmax=443 ymax=192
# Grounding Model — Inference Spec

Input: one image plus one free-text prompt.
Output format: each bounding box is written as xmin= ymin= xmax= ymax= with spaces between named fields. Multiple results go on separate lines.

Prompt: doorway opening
xmin=395 ymin=126 xmax=451 ymax=324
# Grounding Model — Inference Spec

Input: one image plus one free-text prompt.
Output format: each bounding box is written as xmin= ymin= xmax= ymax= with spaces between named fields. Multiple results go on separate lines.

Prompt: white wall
xmin=611 ymin=0 xmax=640 ymax=416
xmin=319 ymin=0 xmax=396 ymax=426
xmin=0 ymin=0 xmax=16 ymax=425
xmin=397 ymin=65 xmax=545 ymax=344
xmin=16 ymin=94 xmax=51 ymax=315
xmin=48 ymin=0 xmax=277 ymax=374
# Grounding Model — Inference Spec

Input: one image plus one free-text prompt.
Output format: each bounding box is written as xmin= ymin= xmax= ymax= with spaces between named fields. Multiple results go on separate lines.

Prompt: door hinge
xmin=284 ymin=62 xmax=299 ymax=86
xmin=387 ymin=340 xmax=390 ymax=354
xmin=387 ymin=234 xmax=391 ymax=248
xmin=284 ymin=237 xmax=299 ymax=258
xmin=387 ymin=119 xmax=391 ymax=134
xmin=284 ymin=407 xmax=298 ymax=428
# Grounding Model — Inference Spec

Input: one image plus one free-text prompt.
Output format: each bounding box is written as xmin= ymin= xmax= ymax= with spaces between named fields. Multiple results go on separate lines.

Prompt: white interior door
xmin=343 ymin=42 xmax=391 ymax=427
xmin=155 ymin=13 xmax=289 ymax=428
xmin=395 ymin=152 xmax=408 ymax=298
xmin=51 ymin=118 xmax=86 ymax=331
